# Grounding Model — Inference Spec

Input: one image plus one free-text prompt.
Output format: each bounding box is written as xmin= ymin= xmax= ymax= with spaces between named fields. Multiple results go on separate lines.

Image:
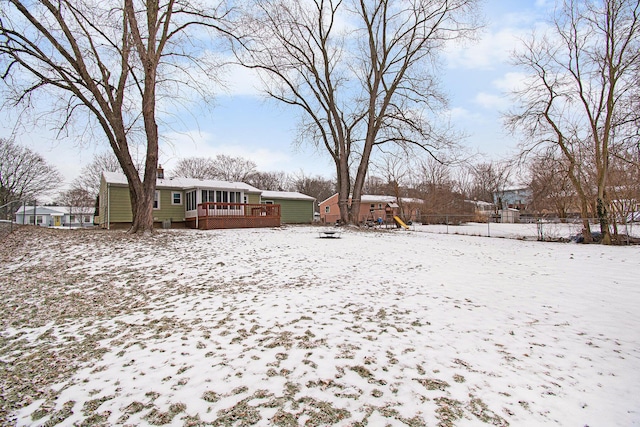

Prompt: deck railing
xmin=194 ymin=202 xmax=281 ymax=229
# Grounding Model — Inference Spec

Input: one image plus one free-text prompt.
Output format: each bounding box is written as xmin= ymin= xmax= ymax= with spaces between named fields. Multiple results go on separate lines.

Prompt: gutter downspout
xmin=107 ymin=183 xmax=110 ymax=230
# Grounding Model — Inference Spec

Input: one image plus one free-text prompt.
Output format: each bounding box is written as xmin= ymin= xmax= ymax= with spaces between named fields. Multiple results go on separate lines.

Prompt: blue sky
xmin=1 ymin=0 xmax=553 ymax=191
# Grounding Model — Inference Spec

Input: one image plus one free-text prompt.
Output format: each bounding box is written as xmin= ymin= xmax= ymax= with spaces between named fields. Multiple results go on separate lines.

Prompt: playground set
xmin=364 ymin=209 xmax=410 ymax=230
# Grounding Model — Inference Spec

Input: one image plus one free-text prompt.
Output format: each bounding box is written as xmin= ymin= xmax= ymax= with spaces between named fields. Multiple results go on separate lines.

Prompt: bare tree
xmin=290 ymin=171 xmax=335 ymax=208
xmin=0 ymin=138 xmax=62 ymax=219
xmin=71 ymin=152 xmax=124 ymax=197
xmin=212 ymin=154 xmax=258 ymax=182
xmin=171 ymin=155 xmax=259 ymax=182
xmin=527 ymin=151 xmax=579 ymax=219
xmin=412 ymin=157 xmax=471 ymax=223
xmin=507 ymin=0 xmax=640 ymax=243
xmin=171 ymin=157 xmax=217 ymax=180
xmin=468 ymin=161 xmax=512 ymax=206
xmin=246 ymin=171 xmax=289 ymax=191
xmin=235 ymin=0 xmax=480 ymax=224
xmin=57 ymin=186 xmax=96 ymax=225
xmin=0 ymin=0 xmax=232 ymax=233
xmin=371 ymin=153 xmax=412 ymax=219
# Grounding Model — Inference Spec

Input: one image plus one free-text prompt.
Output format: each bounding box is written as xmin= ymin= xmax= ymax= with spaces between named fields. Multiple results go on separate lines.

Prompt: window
xmin=83 ymin=216 xmax=91 ymax=223
xmin=172 ymin=192 xmax=182 ymax=205
xmin=29 ymin=215 xmax=43 ymax=225
xmin=378 ymin=203 xmax=383 ymax=209
xmin=186 ymin=191 xmax=196 ymax=211
xmin=325 ymin=206 xmax=330 ymax=213
xmin=153 ymin=190 xmax=160 ymax=209
xmin=201 ymin=190 xmax=243 ymax=209
xmin=202 ymin=190 xmax=214 ymax=203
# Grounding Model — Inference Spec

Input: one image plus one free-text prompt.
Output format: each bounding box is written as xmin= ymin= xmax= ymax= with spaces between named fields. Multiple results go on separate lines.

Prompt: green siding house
xmin=260 ymin=190 xmax=316 ymax=224
xmin=99 ymin=172 xmax=315 ymax=229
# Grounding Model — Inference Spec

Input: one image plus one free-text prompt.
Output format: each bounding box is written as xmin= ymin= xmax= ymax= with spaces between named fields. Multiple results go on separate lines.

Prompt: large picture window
xmin=202 ymin=190 xmax=242 ymax=209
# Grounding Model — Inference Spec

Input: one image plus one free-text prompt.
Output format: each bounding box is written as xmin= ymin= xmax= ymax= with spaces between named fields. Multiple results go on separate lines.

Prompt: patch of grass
xmin=123 ymin=401 xmax=145 ymax=414
xmin=298 ymin=397 xmax=351 ymax=427
xmin=270 ymin=409 xmax=298 ymax=427
xmin=349 ymin=365 xmax=373 ymax=379
xmin=82 ymin=395 xmax=114 ymax=416
xmin=415 ymin=378 xmax=450 ymax=391
xmin=434 ymin=397 xmax=464 ymax=427
xmin=231 ymin=385 xmax=249 ymax=395
xmin=215 ymin=400 xmax=261 ymax=426
xmin=75 ymin=412 xmax=110 ymax=427
xmin=453 ymin=374 xmax=466 ymax=383
xmin=144 ymin=402 xmax=186 ymax=426
xmin=42 ymin=401 xmax=75 ymax=427
xmin=467 ymin=397 xmax=509 ymax=426
xmin=202 ymin=391 xmax=219 ymax=403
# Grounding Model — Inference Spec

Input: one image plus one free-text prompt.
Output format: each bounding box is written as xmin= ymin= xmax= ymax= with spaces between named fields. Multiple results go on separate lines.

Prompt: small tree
xmin=72 ymin=152 xmax=124 ymax=198
xmin=0 ymin=138 xmax=62 ymax=220
xmin=58 ymin=186 xmax=95 ymax=225
xmin=527 ymin=151 xmax=579 ymax=220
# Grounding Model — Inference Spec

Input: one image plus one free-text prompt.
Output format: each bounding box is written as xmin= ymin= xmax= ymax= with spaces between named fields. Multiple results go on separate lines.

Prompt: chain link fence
xmin=413 ymin=214 xmax=639 ymax=243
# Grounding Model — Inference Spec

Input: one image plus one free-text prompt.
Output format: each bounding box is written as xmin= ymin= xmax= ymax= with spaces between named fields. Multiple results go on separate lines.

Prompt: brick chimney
xmin=157 ymin=165 xmax=164 ymax=179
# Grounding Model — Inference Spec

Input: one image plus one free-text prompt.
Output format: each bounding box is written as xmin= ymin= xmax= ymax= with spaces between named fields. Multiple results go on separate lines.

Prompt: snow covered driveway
xmin=1 ymin=226 xmax=639 ymax=426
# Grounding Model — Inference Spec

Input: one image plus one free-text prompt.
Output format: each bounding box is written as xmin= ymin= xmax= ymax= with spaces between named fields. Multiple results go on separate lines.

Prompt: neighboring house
xmin=260 ymin=190 xmax=316 ymax=224
xmin=464 ymin=200 xmax=496 ymax=219
xmin=493 ymin=187 xmax=532 ymax=211
xmin=319 ymin=193 xmax=421 ymax=225
xmin=15 ymin=205 xmax=95 ymax=227
xmin=99 ymin=172 xmax=315 ymax=229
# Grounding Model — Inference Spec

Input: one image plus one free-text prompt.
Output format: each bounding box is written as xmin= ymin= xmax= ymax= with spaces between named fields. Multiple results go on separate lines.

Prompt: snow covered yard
xmin=1 ymin=225 xmax=639 ymax=426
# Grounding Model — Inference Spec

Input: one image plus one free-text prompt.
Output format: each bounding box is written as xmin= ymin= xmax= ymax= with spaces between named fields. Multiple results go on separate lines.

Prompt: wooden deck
xmin=187 ymin=202 xmax=281 ymax=230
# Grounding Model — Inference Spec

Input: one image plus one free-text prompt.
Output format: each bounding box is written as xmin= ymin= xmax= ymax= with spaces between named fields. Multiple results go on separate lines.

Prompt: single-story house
xmin=319 ymin=193 xmax=421 ymax=225
xmin=15 ymin=205 xmax=95 ymax=227
xmin=260 ymin=190 xmax=316 ymax=224
xmin=99 ymin=171 xmax=315 ymax=229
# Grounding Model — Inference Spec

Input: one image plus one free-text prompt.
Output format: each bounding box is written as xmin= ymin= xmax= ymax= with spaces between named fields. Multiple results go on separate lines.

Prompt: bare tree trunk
xmin=235 ymin=0 xmax=478 ymax=226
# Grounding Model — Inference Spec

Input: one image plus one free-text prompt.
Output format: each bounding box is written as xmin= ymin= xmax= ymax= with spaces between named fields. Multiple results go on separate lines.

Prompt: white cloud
xmin=221 ymin=64 xmax=265 ymax=97
xmin=159 ymin=130 xmax=294 ymax=174
xmin=474 ymin=92 xmax=509 ymax=110
xmin=442 ymin=107 xmax=484 ymax=123
xmin=444 ymin=27 xmax=527 ymax=71
xmin=492 ymin=71 xmax=530 ymax=93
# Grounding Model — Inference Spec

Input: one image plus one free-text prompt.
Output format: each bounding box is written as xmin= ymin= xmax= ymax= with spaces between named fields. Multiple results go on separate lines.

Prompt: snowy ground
xmin=1 ymin=225 xmax=639 ymax=426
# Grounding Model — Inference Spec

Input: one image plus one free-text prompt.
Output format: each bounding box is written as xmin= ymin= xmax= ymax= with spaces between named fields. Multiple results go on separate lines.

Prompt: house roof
xmin=260 ymin=190 xmax=315 ymax=201
xmin=465 ymin=200 xmax=495 ymax=207
xmin=15 ymin=206 xmax=94 ymax=215
xmin=102 ymin=171 xmax=262 ymax=193
xmin=360 ymin=195 xmax=423 ymax=204
xmin=319 ymin=193 xmax=423 ymax=205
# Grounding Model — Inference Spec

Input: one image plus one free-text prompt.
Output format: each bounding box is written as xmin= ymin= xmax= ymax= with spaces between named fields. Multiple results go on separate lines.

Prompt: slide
xmin=393 ymin=215 xmax=410 ymax=230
